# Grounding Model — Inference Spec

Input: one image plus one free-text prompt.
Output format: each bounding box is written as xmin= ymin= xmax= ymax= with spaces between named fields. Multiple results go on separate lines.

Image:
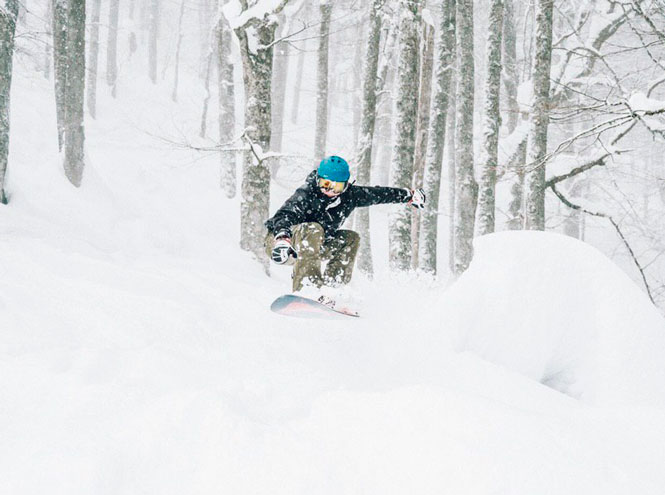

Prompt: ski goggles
xmin=318 ymin=178 xmax=347 ymax=194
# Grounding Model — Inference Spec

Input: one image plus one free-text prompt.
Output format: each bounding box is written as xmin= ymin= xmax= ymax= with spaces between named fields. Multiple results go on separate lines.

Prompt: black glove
xmin=271 ymin=231 xmax=296 ymax=264
xmin=409 ymin=188 xmax=426 ymax=209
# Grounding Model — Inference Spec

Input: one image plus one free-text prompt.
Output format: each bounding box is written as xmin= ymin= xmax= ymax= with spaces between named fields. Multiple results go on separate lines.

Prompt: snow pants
xmin=265 ymin=222 xmax=360 ymax=292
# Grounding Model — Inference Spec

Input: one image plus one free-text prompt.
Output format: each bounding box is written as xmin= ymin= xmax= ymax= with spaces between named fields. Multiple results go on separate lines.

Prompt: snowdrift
xmin=442 ymin=230 xmax=665 ymax=406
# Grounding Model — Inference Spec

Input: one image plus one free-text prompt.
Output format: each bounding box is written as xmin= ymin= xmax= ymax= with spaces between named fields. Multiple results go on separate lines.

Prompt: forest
xmin=1 ymin=0 xmax=665 ymax=307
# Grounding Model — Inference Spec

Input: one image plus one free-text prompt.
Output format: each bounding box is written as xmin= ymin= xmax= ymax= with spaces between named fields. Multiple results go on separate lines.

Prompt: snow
xmin=628 ymin=92 xmax=665 ymax=114
xmin=4 ymin=17 xmax=665 ymax=495
xmin=223 ymin=0 xmax=285 ymax=30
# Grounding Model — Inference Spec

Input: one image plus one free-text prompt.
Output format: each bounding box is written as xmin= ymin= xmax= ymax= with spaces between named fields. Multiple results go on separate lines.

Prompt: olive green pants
xmin=265 ymin=223 xmax=360 ymax=292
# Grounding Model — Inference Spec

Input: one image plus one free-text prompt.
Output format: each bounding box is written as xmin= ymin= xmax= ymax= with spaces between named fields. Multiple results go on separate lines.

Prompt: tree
xmin=453 ymin=0 xmax=477 ymax=274
xmin=418 ymin=0 xmax=455 ymax=275
xmin=475 ymin=0 xmax=504 ymax=236
xmin=388 ymin=0 xmax=422 ymax=271
xmin=86 ymin=0 xmax=101 ymax=118
xmin=148 ymin=0 xmax=159 ymax=84
xmin=107 ymin=0 xmax=120 ymax=96
xmin=411 ymin=22 xmax=434 ymax=270
xmin=232 ymin=0 xmax=290 ymax=266
xmin=63 ymin=0 xmax=86 ymax=187
xmin=216 ymin=3 xmax=236 ymax=198
xmin=52 ymin=0 xmax=68 ymax=150
xmin=0 ymin=0 xmax=19 ymax=203
xmin=172 ymin=0 xmax=186 ymax=102
xmin=270 ymin=15 xmax=289 ymax=154
xmin=314 ymin=0 xmax=332 ymax=159
xmin=524 ymin=0 xmax=554 ymax=230
xmin=355 ymin=0 xmax=385 ymax=276
xmin=290 ymin=0 xmax=310 ymax=125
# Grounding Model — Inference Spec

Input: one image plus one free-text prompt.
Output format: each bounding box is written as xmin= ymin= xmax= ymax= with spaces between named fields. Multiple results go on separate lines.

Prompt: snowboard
xmin=270 ymin=294 xmax=360 ymax=319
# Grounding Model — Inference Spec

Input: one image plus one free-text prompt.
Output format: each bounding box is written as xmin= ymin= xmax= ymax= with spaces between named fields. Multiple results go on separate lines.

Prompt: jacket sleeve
xmin=351 ymin=185 xmax=412 ymax=208
xmin=264 ymin=188 xmax=310 ymax=237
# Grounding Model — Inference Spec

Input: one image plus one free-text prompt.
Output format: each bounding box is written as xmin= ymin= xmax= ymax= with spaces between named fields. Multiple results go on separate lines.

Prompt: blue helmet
xmin=317 ymin=155 xmax=350 ymax=182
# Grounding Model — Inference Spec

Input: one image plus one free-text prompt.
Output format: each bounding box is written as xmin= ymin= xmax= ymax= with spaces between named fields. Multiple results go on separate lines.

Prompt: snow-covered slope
xmin=3 ymin=63 xmax=665 ymax=495
xmin=443 ymin=231 xmax=665 ymax=407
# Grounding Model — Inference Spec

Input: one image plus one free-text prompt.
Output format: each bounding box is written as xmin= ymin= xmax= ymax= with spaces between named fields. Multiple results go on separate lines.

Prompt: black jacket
xmin=265 ymin=170 xmax=412 ymax=239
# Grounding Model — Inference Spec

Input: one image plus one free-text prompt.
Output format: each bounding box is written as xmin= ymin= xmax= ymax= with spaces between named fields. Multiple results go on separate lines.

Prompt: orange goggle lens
xmin=318 ymin=178 xmax=346 ymax=193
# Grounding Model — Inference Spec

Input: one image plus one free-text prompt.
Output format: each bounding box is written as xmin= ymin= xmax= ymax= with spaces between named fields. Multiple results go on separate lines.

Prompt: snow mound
xmin=440 ymin=231 xmax=665 ymax=406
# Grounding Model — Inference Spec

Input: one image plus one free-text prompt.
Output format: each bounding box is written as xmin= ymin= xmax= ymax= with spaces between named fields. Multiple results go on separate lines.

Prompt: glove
xmin=408 ymin=188 xmax=426 ymax=209
xmin=271 ymin=231 xmax=296 ymax=265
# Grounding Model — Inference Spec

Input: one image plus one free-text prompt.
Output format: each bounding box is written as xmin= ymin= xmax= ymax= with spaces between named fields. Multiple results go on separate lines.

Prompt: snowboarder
xmin=265 ymin=155 xmax=426 ymax=295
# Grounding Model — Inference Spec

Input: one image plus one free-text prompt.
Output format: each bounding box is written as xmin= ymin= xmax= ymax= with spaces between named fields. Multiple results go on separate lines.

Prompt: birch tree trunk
xmin=290 ymin=0 xmax=309 ymax=125
xmin=52 ymin=0 xmax=68 ymax=151
xmin=502 ymin=0 xmax=518 ymax=134
xmin=0 ymin=0 xmax=19 ymax=203
xmin=172 ymin=0 xmax=186 ymax=102
xmin=374 ymin=21 xmax=398 ymax=185
xmin=453 ymin=0 xmax=478 ymax=275
xmin=86 ymin=0 xmax=101 ymax=118
xmin=411 ymin=22 xmax=434 ymax=270
xmin=446 ymin=92 xmax=456 ymax=273
xmin=270 ymin=17 xmax=289 ymax=153
xmin=216 ymin=5 xmax=236 ymax=198
xmin=524 ymin=0 xmax=554 ymax=230
xmin=107 ymin=0 xmax=120 ymax=96
xmin=503 ymin=0 xmax=525 ymax=230
xmin=418 ymin=0 xmax=455 ymax=275
xmin=63 ymin=0 xmax=86 ymax=187
xmin=148 ymin=0 xmax=158 ymax=84
xmin=314 ymin=1 xmax=332 ymax=159
xmin=475 ymin=0 xmax=504 ymax=236
xmin=235 ymin=5 xmax=282 ymax=267
xmin=44 ymin=1 xmax=52 ymax=78
xmin=355 ymin=0 xmax=384 ymax=277
xmin=388 ymin=0 xmax=421 ymax=272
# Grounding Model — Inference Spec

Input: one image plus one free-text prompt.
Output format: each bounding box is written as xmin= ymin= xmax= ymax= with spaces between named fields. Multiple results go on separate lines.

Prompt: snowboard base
xmin=270 ymin=294 xmax=359 ymax=319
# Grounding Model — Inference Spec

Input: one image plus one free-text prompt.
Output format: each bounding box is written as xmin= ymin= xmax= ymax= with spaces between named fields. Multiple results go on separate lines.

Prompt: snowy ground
xmin=3 ymin=63 xmax=665 ymax=494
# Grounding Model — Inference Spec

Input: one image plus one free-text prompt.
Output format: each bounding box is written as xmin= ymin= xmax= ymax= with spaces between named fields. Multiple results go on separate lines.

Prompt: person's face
xmin=318 ymin=177 xmax=346 ymax=197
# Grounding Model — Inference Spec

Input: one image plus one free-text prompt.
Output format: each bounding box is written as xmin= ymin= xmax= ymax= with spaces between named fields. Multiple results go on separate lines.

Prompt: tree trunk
xmin=148 ymin=0 xmax=158 ymax=84
xmin=128 ymin=0 xmax=137 ymax=58
xmin=503 ymin=0 xmax=525 ymax=230
xmin=200 ymin=50 xmax=213 ymax=137
xmin=52 ymin=0 xmax=68 ymax=151
xmin=355 ymin=0 xmax=384 ymax=277
xmin=446 ymin=93 xmax=456 ymax=273
xmin=374 ymin=20 xmax=398 ymax=185
xmin=314 ymin=1 xmax=332 ymax=159
xmin=290 ymin=0 xmax=309 ymax=125
xmin=63 ymin=0 xmax=86 ymax=187
xmin=388 ymin=0 xmax=421 ymax=272
xmin=270 ymin=17 xmax=289 ymax=153
xmin=419 ymin=0 xmax=455 ymax=275
xmin=172 ymin=0 xmax=186 ymax=102
xmin=236 ymin=9 xmax=280 ymax=268
xmin=502 ymin=0 xmax=518 ymax=134
xmin=107 ymin=0 xmax=120 ymax=96
xmin=411 ymin=22 xmax=434 ymax=270
xmin=216 ymin=5 xmax=236 ymax=198
xmin=86 ymin=0 xmax=101 ymax=117
xmin=351 ymin=16 xmax=364 ymax=151
xmin=475 ymin=0 xmax=504 ymax=236
xmin=524 ymin=0 xmax=554 ymax=230
xmin=0 ymin=0 xmax=19 ymax=203
xmin=453 ymin=0 xmax=478 ymax=275
xmin=44 ymin=0 xmax=53 ymax=78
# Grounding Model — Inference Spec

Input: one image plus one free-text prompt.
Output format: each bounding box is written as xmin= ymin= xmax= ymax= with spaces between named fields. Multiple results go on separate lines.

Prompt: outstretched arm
xmin=351 ymin=185 xmax=411 ymax=208
xmin=351 ymin=185 xmax=426 ymax=208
